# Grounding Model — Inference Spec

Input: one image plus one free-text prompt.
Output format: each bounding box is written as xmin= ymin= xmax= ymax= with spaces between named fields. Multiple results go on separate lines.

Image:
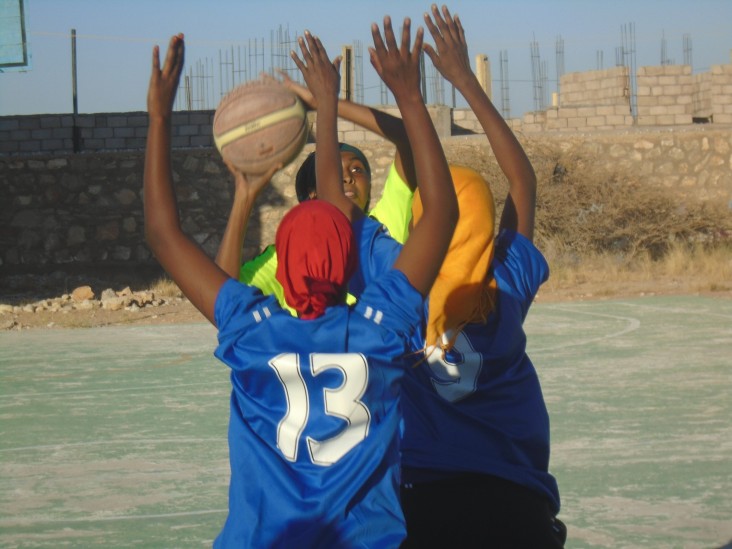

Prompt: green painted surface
xmin=1 ymin=297 xmax=730 ymax=548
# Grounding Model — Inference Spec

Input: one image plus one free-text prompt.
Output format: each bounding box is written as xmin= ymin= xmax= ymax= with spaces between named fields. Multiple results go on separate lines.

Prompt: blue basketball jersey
xmin=212 ymin=269 xmax=422 ymax=548
xmin=348 ymin=216 xmax=403 ymax=299
xmin=400 ymin=230 xmax=561 ymax=513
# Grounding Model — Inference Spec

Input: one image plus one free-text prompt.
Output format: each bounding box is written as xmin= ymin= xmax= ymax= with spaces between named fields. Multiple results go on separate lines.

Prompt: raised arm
xmin=215 ymin=164 xmax=281 ymax=278
xmin=143 ymin=34 xmax=227 ymax=325
xmin=370 ymin=17 xmax=458 ymax=296
xmin=291 ymin=32 xmax=362 ymax=222
xmin=424 ymin=4 xmax=537 ymax=241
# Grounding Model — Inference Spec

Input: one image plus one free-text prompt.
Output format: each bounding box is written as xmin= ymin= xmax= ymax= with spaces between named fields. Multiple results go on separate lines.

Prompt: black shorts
xmin=400 ymin=472 xmax=566 ymax=548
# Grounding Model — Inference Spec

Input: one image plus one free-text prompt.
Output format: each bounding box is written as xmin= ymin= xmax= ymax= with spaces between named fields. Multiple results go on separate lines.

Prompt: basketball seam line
xmin=214 ymin=99 xmax=306 ymax=150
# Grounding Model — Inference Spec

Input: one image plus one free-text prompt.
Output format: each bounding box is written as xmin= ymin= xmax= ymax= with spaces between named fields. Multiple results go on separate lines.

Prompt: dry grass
xmin=542 ymin=241 xmax=732 ymax=296
xmin=148 ymin=276 xmax=184 ymax=298
xmin=529 ymin=149 xmax=732 ymax=298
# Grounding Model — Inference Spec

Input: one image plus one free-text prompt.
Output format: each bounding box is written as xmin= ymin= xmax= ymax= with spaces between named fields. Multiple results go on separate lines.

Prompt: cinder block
xmin=19 ymin=140 xmax=42 ymax=152
xmin=93 ymin=128 xmax=113 ymax=139
xmin=113 ymin=127 xmax=135 ymax=138
xmin=31 ymin=129 xmax=53 ymax=139
xmin=547 ymin=118 xmax=568 ymax=129
xmin=190 ymin=135 xmax=212 ymax=147
xmin=171 ymin=136 xmax=190 ymax=148
xmin=567 ymin=117 xmax=587 ymax=128
xmin=18 ymin=117 xmax=40 ymax=130
xmin=109 ymin=116 xmax=129 ymax=127
xmin=40 ymin=116 xmax=61 ymax=129
xmin=636 ymin=115 xmax=656 ymax=125
xmin=177 ymin=125 xmax=199 ymax=136
xmin=656 ymin=114 xmax=675 ymax=125
xmin=104 ymin=138 xmax=127 ymax=149
xmin=41 ymin=139 xmax=65 ymax=151
xmin=74 ymin=116 xmax=95 ymax=128
xmin=0 ymin=119 xmax=20 ymax=131
xmin=128 ymin=115 xmax=148 ymax=127
xmin=658 ymin=76 xmax=678 ymax=86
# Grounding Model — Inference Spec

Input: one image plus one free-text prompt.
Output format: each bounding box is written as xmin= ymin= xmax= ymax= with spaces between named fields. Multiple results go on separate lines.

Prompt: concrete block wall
xmin=636 ymin=65 xmax=694 ymax=126
xmin=709 ymin=64 xmax=732 ymax=124
xmin=0 ymin=111 xmax=216 ymax=156
xmin=517 ymin=66 xmax=635 ymax=131
xmin=693 ymin=72 xmax=713 ymax=119
xmin=560 ymin=66 xmax=630 ymax=107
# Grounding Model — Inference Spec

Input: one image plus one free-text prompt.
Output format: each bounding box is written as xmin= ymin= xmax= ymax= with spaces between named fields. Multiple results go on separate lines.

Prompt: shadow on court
xmin=1 ymin=296 xmax=731 ymax=548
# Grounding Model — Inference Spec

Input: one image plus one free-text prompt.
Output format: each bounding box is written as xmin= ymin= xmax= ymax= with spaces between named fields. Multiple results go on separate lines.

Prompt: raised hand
xmin=273 ymin=69 xmax=317 ymax=110
xmin=369 ymin=16 xmax=424 ymax=102
xmin=290 ymin=31 xmax=341 ymax=109
xmin=422 ymin=4 xmax=473 ymax=86
xmin=147 ymin=33 xmax=185 ymax=118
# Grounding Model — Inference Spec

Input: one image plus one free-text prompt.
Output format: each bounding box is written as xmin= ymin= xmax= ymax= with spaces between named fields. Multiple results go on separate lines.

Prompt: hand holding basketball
xmin=213 ymin=77 xmax=308 ymax=176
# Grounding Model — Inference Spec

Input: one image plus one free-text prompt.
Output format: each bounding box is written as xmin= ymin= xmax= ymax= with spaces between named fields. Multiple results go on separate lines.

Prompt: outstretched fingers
xmin=162 ymin=33 xmax=185 ymax=81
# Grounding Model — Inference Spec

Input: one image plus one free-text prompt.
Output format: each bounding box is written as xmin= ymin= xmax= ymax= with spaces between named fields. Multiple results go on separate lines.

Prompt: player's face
xmin=341 ymin=151 xmax=371 ymax=212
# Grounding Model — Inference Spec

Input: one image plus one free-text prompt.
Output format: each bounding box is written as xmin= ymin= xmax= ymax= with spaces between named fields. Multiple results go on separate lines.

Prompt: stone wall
xmin=2 ymin=127 xmax=730 ymax=286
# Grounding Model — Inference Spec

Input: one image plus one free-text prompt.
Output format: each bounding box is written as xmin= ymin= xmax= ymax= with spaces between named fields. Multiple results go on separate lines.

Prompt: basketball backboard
xmin=0 ymin=0 xmax=31 ymax=71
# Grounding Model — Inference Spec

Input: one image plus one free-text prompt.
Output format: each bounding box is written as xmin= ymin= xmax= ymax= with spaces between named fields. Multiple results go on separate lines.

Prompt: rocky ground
xmin=2 ymin=275 xmax=729 ymax=331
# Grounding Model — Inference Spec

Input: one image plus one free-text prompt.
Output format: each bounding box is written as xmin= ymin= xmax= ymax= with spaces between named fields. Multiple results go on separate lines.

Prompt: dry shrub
xmin=148 ymin=276 xmax=183 ymax=298
xmin=533 ymin=150 xmax=732 ymax=260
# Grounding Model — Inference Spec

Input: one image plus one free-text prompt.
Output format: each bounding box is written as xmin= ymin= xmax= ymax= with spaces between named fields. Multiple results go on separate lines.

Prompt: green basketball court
xmin=1 ymin=296 xmax=731 ymax=548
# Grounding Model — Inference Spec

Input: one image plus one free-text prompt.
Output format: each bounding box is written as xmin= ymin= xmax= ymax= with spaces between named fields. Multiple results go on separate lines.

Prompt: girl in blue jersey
xmin=338 ymin=5 xmax=567 ymax=547
xmin=398 ymin=6 xmax=567 ymax=547
xmin=143 ymin=17 xmax=457 ymax=549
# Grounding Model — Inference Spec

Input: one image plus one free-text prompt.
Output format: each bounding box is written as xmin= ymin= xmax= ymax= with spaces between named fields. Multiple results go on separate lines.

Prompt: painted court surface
xmin=1 ymin=295 xmax=730 ymax=548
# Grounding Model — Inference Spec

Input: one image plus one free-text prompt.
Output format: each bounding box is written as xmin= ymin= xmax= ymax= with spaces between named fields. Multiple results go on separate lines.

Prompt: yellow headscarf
xmin=411 ymin=165 xmax=497 ymax=353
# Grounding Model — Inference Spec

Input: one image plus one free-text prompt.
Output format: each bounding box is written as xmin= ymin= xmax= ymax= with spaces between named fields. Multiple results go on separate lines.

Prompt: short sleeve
xmin=368 ymin=162 xmax=414 ymax=245
xmin=215 ymin=278 xmax=279 ymax=343
xmin=493 ymin=230 xmax=549 ymax=313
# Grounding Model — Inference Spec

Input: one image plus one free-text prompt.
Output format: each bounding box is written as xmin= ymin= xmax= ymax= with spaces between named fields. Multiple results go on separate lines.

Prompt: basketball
xmin=213 ymin=78 xmax=308 ymax=175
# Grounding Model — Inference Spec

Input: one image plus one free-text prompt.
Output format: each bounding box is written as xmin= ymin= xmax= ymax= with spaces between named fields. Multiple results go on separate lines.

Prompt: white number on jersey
xmin=269 ymin=353 xmax=371 ymax=466
xmin=424 ymin=332 xmax=482 ymax=402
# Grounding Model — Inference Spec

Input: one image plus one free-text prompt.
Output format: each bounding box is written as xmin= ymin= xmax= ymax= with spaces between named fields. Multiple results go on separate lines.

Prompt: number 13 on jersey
xmin=268 ymin=353 xmax=372 ymax=467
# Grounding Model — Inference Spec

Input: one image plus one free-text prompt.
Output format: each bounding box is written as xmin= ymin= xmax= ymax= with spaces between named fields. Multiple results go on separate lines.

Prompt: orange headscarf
xmin=275 ymin=201 xmax=356 ymax=319
xmin=411 ymin=165 xmax=497 ymax=352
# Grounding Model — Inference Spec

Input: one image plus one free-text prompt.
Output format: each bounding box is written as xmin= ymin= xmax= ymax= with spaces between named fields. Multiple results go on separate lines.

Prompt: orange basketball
xmin=213 ymin=78 xmax=308 ymax=175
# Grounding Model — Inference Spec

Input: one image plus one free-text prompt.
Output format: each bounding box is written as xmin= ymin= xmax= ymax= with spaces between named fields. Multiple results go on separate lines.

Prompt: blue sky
xmin=1 ymin=0 xmax=730 ymax=117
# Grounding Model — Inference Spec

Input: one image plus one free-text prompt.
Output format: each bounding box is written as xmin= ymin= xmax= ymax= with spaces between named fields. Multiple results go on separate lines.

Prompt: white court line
xmin=0 ymin=507 xmax=228 ymax=527
xmin=0 ymin=437 xmax=224 ymax=453
xmin=613 ymin=300 xmax=732 ymax=320
xmin=0 ymin=381 xmax=225 ymax=400
xmin=530 ymin=305 xmax=641 ymax=352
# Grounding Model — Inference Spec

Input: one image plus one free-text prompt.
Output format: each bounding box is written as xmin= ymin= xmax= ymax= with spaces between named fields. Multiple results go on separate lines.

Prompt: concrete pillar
xmin=476 ymin=54 xmax=492 ymax=101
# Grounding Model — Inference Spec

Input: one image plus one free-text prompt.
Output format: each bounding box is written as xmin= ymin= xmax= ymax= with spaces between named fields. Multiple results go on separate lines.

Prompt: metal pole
xmin=71 ymin=29 xmax=80 ymax=152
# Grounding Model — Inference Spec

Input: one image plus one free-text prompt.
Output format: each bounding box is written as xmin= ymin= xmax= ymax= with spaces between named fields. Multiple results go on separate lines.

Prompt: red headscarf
xmin=275 ymin=201 xmax=356 ymax=319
